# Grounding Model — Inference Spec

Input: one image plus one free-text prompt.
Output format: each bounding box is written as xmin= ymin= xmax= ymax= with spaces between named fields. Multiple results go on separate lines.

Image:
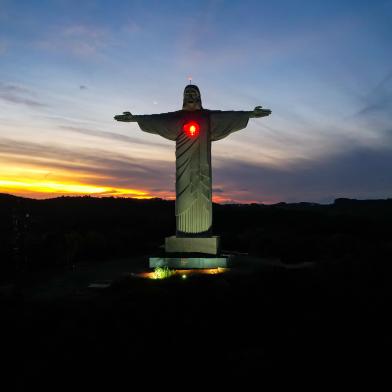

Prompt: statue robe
xmin=135 ymin=109 xmax=250 ymax=235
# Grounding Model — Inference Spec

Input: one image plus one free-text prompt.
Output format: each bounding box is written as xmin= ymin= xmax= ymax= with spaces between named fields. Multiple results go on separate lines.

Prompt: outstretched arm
xmin=114 ymin=111 xmax=141 ymax=122
xmin=248 ymin=106 xmax=272 ymax=118
xmin=114 ymin=110 xmax=179 ymax=141
xmin=210 ymin=106 xmax=271 ymax=141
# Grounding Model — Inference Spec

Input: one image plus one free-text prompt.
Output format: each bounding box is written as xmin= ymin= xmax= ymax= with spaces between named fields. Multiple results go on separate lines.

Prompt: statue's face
xmin=183 ymin=86 xmax=202 ymax=111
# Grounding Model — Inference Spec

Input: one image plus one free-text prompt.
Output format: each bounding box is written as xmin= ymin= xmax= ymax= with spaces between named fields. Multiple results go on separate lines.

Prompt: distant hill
xmin=1 ymin=193 xmax=391 ymax=280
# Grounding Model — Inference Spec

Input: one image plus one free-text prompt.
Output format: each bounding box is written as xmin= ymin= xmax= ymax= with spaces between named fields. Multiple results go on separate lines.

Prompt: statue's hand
xmin=114 ymin=111 xmax=134 ymax=122
xmin=252 ymin=106 xmax=271 ymax=118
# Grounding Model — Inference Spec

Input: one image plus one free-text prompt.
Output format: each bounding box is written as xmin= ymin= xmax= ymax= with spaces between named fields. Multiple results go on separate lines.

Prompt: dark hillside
xmin=1 ymin=194 xmax=392 ymax=384
xmin=1 ymin=194 xmax=392 ymax=280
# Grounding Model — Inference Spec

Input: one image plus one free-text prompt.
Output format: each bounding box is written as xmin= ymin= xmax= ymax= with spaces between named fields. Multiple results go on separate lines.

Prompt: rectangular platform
xmin=149 ymin=257 xmax=228 ymax=269
xmin=165 ymin=235 xmax=220 ymax=255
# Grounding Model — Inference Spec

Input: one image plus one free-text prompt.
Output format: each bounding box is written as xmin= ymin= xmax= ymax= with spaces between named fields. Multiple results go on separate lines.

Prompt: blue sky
xmin=0 ymin=0 xmax=391 ymax=202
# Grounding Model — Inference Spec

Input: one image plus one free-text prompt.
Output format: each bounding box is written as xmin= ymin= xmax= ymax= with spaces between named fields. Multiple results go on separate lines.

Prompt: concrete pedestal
xmin=149 ymin=256 xmax=228 ymax=269
xmin=148 ymin=235 xmax=225 ymax=269
xmin=165 ymin=235 xmax=220 ymax=255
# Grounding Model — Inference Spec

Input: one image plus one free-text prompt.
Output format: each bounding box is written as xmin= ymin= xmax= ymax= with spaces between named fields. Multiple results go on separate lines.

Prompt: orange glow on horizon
xmin=0 ymin=179 xmax=272 ymax=203
xmin=0 ymin=162 xmax=173 ymax=199
xmin=0 ymin=165 xmax=274 ymax=203
xmin=0 ymin=178 xmax=154 ymax=199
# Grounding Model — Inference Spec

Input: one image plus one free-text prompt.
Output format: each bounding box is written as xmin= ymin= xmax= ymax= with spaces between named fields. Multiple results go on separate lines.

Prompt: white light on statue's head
xmin=182 ymin=274 xmax=187 ymax=279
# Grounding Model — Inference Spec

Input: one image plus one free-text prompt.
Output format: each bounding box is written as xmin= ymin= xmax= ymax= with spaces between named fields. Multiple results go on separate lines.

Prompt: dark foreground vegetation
xmin=1 ymin=194 xmax=392 ymax=386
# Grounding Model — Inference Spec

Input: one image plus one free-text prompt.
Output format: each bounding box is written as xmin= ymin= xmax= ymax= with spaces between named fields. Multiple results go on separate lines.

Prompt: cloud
xmin=212 ymin=187 xmax=224 ymax=193
xmin=58 ymin=125 xmax=170 ymax=147
xmin=62 ymin=25 xmax=106 ymax=39
xmin=0 ymin=137 xmax=174 ymax=191
xmin=214 ymin=142 xmax=392 ymax=203
xmin=356 ymin=71 xmax=392 ymax=118
xmin=0 ymin=82 xmax=47 ymax=108
xmin=1 ymin=129 xmax=391 ymax=203
xmin=35 ymin=24 xmax=112 ymax=57
xmin=122 ymin=20 xmax=141 ymax=34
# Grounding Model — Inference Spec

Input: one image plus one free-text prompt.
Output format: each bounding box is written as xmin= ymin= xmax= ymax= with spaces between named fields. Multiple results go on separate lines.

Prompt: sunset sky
xmin=1 ymin=0 xmax=391 ymax=203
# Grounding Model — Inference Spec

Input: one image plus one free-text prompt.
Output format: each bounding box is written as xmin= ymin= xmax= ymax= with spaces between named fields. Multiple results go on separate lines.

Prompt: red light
xmin=183 ymin=121 xmax=200 ymax=138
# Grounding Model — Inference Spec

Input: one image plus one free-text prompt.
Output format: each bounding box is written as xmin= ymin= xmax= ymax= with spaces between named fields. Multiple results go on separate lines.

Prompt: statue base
xmin=149 ymin=256 xmax=228 ymax=269
xmin=165 ymin=235 xmax=220 ymax=255
xmin=148 ymin=235 xmax=226 ymax=269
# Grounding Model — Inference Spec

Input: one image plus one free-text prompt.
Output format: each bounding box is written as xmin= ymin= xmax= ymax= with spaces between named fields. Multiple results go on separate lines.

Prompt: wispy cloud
xmin=3 ymin=131 xmax=390 ymax=203
xmin=122 ymin=19 xmax=142 ymax=34
xmin=35 ymin=23 xmax=112 ymax=57
xmin=214 ymin=142 xmax=392 ymax=203
xmin=356 ymin=71 xmax=392 ymax=118
xmin=0 ymin=82 xmax=47 ymax=108
xmin=0 ymin=137 xmax=174 ymax=194
xmin=58 ymin=125 xmax=169 ymax=147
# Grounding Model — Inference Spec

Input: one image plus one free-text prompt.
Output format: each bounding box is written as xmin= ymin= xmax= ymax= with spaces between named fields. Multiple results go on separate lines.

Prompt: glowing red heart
xmin=183 ymin=121 xmax=200 ymax=138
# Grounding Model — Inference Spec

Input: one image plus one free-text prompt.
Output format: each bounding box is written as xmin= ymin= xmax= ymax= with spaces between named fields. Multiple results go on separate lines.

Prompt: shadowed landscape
xmin=2 ymin=194 xmax=392 ymax=385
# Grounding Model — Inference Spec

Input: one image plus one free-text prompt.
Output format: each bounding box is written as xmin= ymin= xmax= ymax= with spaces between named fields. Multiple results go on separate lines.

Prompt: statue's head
xmin=183 ymin=84 xmax=202 ymax=111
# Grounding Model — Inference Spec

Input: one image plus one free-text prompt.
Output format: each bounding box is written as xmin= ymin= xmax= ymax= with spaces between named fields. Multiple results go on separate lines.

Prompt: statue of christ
xmin=114 ymin=84 xmax=271 ymax=241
